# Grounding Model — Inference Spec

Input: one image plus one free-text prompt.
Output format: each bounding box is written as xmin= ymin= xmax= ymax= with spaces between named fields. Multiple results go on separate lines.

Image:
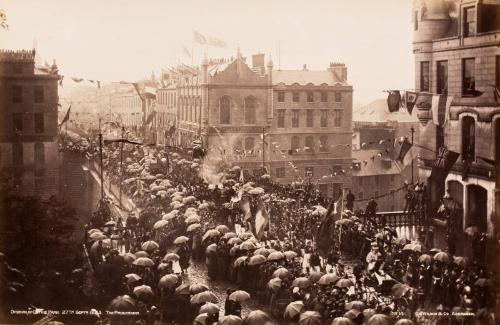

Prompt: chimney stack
xmin=328 ymin=62 xmax=347 ymax=81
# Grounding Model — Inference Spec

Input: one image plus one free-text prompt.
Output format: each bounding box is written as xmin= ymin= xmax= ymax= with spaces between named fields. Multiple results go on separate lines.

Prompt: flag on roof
xmin=193 ymin=30 xmax=207 ymax=44
xmin=58 ymin=104 xmax=71 ymax=128
xmin=71 ymin=77 xmax=84 ymax=83
xmin=207 ymin=36 xmax=227 ymax=48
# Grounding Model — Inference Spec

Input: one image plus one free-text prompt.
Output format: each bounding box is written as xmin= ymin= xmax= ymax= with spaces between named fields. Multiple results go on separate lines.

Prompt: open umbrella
xmin=331 ymin=317 xmax=355 ymax=325
xmin=366 ymin=314 xmax=392 ymax=325
xmin=292 ymin=277 xmax=312 ymax=289
xmin=153 ymin=220 xmax=168 ymax=229
xmin=108 ymin=295 xmax=136 ymax=311
xmin=345 ymin=300 xmax=366 ymax=311
xmin=239 ymin=241 xmax=256 ymax=251
xmin=268 ymin=251 xmax=285 ymax=261
xmin=362 ymin=309 xmax=376 ymax=321
xmin=122 ymin=253 xmax=136 ymax=264
xmin=219 ymin=315 xmax=243 ymax=325
xmin=248 ymin=255 xmax=266 ymax=266
xmin=298 ymin=311 xmax=321 ymax=325
xmin=284 ymin=301 xmax=304 ymax=319
xmin=434 ymin=251 xmax=451 ymax=263
xmin=185 ymin=215 xmax=201 ymax=224
xmin=158 ymin=263 xmax=170 ymax=271
xmin=105 ymin=220 xmax=116 ymax=227
xmin=453 ymin=256 xmax=469 ymax=267
xmin=318 ymin=273 xmax=340 ymax=285
xmin=244 ymin=310 xmax=272 ymax=325
xmin=203 ymin=229 xmax=221 ymax=242
xmin=248 ymin=187 xmax=265 ymax=195
xmin=88 ymin=228 xmax=102 ymax=235
xmin=284 ymin=251 xmax=298 ymax=259
xmin=163 ymin=253 xmax=180 ymax=262
xmin=133 ymin=285 xmax=154 ymax=302
xmin=229 ymin=290 xmax=251 ymax=302
xmin=394 ymin=237 xmax=408 ymax=245
xmin=394 ymin=320 xmax=415 ymax=325
xmin=125 ymin=273 xmax=142 ymax=285
xmin=392 ymin=283 xmax=411 ymax=299
xmin=199 ymin=302 xmax=220 ymax=314
xmin=223 ymin=232 xmax=237 ymax=240
xmin=267 ymin=277 xmax=282 ymax=292
xmin=174 ymin=236 xmax=189 ymax=245
xmin=229 ymin=246 xmax=240 ymax=256
xmin=190 ymin=291 xmax=218 ymax=304
xmin=335 ymin=278 xmax=354 ymax=288
xmin=206 ymin=244 xmax=217 ymax=254
xmin=133 ymin=257 xmax=154 ymax=267
xmin=141 ymin=240 xmax=159 ymax=252
xmin=254 ymin=248 xmax=270 ymax=257
xmin=134 ymin=251 xmax=149 ymax=258
xmin=308 ymin=272 xmax=324 ymax=283
xmin=234 ymin=256 xmax=248 ymax=267
xmin=187 ymin=223 xmax=201 ymax=232
xmin=190 ymin=283 xmax=209 ymax=294
xmin=174 ymin=283 xmax=190 ymax=295
xmin=215 ymin=225 xmax=230 ymax=234
xmin=335 ymin=219 xmax=353 ymax=226
xmin=89 ymin=232 xmax=107 ymax=241
xmin=194 ymin=313 xmax=209 ymax=325
xmin=158 ymin=274 xmax=179 ymax=290
xmin=228 ymin=237 xmax=243 ymax=245
xmin=273 ymin=267 xmax=291 ymax=279
xmin=162 ymin=213 xmax=176 ymax=221
xmin=238 ymin=232 xmax=253 ymax=240
xmin=418 ymin=254 xmax=432 ymax=264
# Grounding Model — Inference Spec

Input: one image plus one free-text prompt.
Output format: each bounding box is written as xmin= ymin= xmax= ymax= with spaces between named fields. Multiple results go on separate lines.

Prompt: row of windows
xmin=276 ymin=90 xmax=342 ymax=103
xmin=356 ymin=175 xmax=396 ymax=187
xmin=420 ymin=56 xmax=500 ymax=96
xmin=276 ymin=109 xmax=342 ymax=128
xmin=219 ymin=96 xmax=258 ymax=125
xmin=158 ymin=91 xmax=177 ymax=107
xmin=274 ymin=164 xmax=344 ymax=178
xmin=11 ymin=85 xmax=45 ymax=103
xmin=12 ymin=113 xmax=45 ymax=133
xmin=0 ymin=142 xmax=46 ymax=165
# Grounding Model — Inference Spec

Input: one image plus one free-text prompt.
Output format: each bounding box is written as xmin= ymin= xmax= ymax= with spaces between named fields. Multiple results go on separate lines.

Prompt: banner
xmin=255 ymin=198 xmax=270 ymax=240
xmin=404 ymin=91 xmax=418 ymax=114
xmin=396 ymin=138 xmax=412 ymax=162
xmin=430 ymin=147 xmax=459 ymax=181
xmin=431 ymin=95 xmax=453 ymax=126
xmin=193 ymin=30 xmax=207 ymax=44
xmin=387 ymin=91 xmax=401 ymax=113
xmin=58 ymin=104 xmax=71 ymax=127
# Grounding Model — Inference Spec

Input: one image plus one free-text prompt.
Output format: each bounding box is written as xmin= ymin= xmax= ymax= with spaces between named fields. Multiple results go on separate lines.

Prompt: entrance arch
xmin=447 ymin=180 xmax=465 ymax=255
xmin=466 ymin=184 xmax=487 ymax=233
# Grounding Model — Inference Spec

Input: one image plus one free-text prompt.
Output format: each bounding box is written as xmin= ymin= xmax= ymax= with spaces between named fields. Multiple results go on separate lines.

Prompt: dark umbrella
xmin=244 ymin=310 xmax=272 ymax=325
xmin=133 ymin=285 xmax=154 ymax=302
xmin=219 ymin=315 xmax=243 ymax=325
xmin=318 ymin=274 xmax=340 ymax=285
xmin=392 ymin=283 xmax=411 ymax=299
xmin=298 ymin=311 xmax=322 ymax=325
xmin=284 ymin=301 xmax=304 ymax=319
xmin=474 ymin=278 xmax=492 ymax=288
xmin=433 ymin=252 xmax=451 ymax=263
xmin=158 ymin=274 xmax=179 ymax=289
xmin=175 ymin=283 xmax=190 ymax=295
xmin=108 ymin=295 xmax=136 ymax=311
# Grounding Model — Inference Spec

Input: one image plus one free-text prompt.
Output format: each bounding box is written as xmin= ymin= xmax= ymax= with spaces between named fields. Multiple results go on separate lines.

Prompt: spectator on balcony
xmin=365 ymin=197 xmax=378 ymax=228
xmin=346 ymin=190 xmax=355 ymax=212
xmin=403 ymin=186 xmax=416 ymax=217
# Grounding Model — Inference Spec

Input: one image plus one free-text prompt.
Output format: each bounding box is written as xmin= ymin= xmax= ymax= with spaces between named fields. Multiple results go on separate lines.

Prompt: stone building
xmin=412 ymin=0 xmax=499 ymax=246
xmin=0 ymin=49 xmax=60 ymax=198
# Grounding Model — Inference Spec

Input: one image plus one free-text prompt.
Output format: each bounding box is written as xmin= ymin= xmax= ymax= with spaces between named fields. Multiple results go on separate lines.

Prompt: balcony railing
xmin=419 ymin=158 xmax=494 ymax=181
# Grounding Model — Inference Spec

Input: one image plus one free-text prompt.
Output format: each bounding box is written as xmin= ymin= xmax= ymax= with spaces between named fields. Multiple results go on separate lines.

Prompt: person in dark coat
xmin=178 ymin=243 xmax=191 ymax=274
xmin=346 ymin=190 xmax=355 ymax=212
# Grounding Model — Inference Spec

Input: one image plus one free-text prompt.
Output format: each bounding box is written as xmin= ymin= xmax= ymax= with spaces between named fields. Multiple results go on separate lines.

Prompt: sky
xmin=0 ymin=0 xmax=414 ymax=106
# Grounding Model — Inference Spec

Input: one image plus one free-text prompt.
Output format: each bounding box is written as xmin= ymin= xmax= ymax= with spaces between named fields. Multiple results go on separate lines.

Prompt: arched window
xmin=220 ymin=96 xmax=231 ymax=124
xmin=319 ymin=136 xmax=328 ymax=152
xmin=462 ymin=116 xmax=475 ymax=160
xmin=244 ymin=96 xmax=256 ymax=124
xmin=305 ymin=136 xmax=314 ymax=152
xmin=34 ymin=142 xmax=45 ymax=164
xmin=234 ymin=138 xmax=243 ymax=152
xmin=245 ymin=137 xmax=255 ymax=151
xmin=291 ymin=136 xmax=300 ymax=151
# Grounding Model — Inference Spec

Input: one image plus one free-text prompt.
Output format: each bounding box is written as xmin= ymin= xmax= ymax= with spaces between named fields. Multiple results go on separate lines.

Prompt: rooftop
xmin=352 ymin=149 xmax=402 ymax=177
xmin=273 ymin=69 xmax=349 ymax=86
xmin=354 ymin=98 xmax=419 ymax=123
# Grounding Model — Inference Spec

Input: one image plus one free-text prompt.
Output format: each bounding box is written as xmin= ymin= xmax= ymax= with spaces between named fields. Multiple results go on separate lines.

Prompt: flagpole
xmin=99 ymin=118 xmax=104 ymax=202
xmin=411 ymin=126 xmax=415 ymax=184
xmin=119 ymin=126 xmax=125 ymax=207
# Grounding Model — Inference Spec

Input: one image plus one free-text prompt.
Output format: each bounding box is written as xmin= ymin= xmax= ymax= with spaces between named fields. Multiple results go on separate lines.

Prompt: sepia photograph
xmin=0 ymin=0 xmax=499 ymax=324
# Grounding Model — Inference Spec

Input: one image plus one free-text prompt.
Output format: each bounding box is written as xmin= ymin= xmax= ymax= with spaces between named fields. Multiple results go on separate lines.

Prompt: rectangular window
xmin=320 ymin=91 xmax=327 ymax=102
xmin=464 ymin=7 xmax=476 ymax=37
xmin=13 ymin=113 xmax=23 ymax=132
xmin=414 ymin=11 xmax=418 ymax=31
xmin=420 ymin=61 xmax=430 ymax=92
xmin=320 ymin=110 xmax=328 ymax=127
xmin=277 ymin=91 xmax=285 ymax=102
xmin=34 ymin=86 xmax=44 ymax=103
xmin=12 ymin=85 xmax=23 ymax=103
xmin=305 ymin=167 xmax=314 ymax=177
xmin=306 ymin=110 xmax=314 ymax=127
xmin=462 ymin=58 xmax=475 ymax=96
xmin=276 ymin=167 xmax=285 ymax=178
xmin=292 ymin=92 xmax=300 ymax=102
xmin=333 ymin=111 xmax=342 ymax=127
xmin=436 ymin=60 xmax=448 ymax=95
xmin=277 ymin=110 xmax=285 ymax=128
xmin=496 ymin=56 xmax=500 ymax=88
xmin=307 ymin=92 xmax=314 ymax=102
xmin=335 ymin=92 xmax=341 ymax=102
xmin=292 ymin=110 xmax=299 ymax=128
xmin=34 ymin=114 xmax=45 ymax=133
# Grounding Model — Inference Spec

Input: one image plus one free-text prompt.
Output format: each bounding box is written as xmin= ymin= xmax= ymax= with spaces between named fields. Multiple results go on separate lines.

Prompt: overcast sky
xmin=1 ymin=0 xmax=414 ymax=105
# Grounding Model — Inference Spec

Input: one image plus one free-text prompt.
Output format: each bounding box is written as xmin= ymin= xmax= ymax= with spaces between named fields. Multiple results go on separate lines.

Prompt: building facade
xmin=413 ymin=0 xmax=500 ymax=245
xmin=0 ymin=49 xmax=60 ymax=198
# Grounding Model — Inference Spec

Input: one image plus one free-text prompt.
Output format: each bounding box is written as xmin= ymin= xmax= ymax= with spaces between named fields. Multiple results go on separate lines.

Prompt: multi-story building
xmin=156 ymin=76 xmax=177 ymax=146
xmin=412 ymin=0 xmax=499 ymax=250
xmin=165 ymin=50 xmax=353 ymax=198
xmin=0 ymin=49 xmax=60 ymax=198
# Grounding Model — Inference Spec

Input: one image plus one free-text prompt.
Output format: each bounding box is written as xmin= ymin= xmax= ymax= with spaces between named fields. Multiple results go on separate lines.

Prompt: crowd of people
xmin=77 ymin=130 xmax=496 ymax=325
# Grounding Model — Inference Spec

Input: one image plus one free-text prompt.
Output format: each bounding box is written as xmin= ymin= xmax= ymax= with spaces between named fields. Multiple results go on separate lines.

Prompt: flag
xmin=240 ymin=198 xmax=252 ymax=222
xmin=396 ymin=138 xmax=412 ymax=162
xmin=193 ymin=30 xmax=207 ymax=44
xmin=315 ymin=197 xmax=337 ymax=258
xmin=255 ymin=198 xmax=270 ymax=240
xmin=71 ymin=77 xmax=84 ymax=83
xmin=182 ymin=46 xmax=191 ymax=57
xmin=59 ymin=75 xmax=64 ymax=87
xmin=58 ymin=104 xmax=71 ymax=127
xmin=405 ymin=91 xmax=418 ymax=114
xmin=0 ymin=9 xmax=8 ymax=29
xmin=145 ymin=111 xmax=157 ymax=125
xmin=431 ymin=95 xmax=453 ymax=126
xmin=387 ymin=90 xmax=401 ymax=112
xmin=430 ymin=147 xmax=459 ymax=181
xmin=207 ymin=36 xmax=227 ymax=48
xmin=462 ymin=158 xmax=473 ymax=181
